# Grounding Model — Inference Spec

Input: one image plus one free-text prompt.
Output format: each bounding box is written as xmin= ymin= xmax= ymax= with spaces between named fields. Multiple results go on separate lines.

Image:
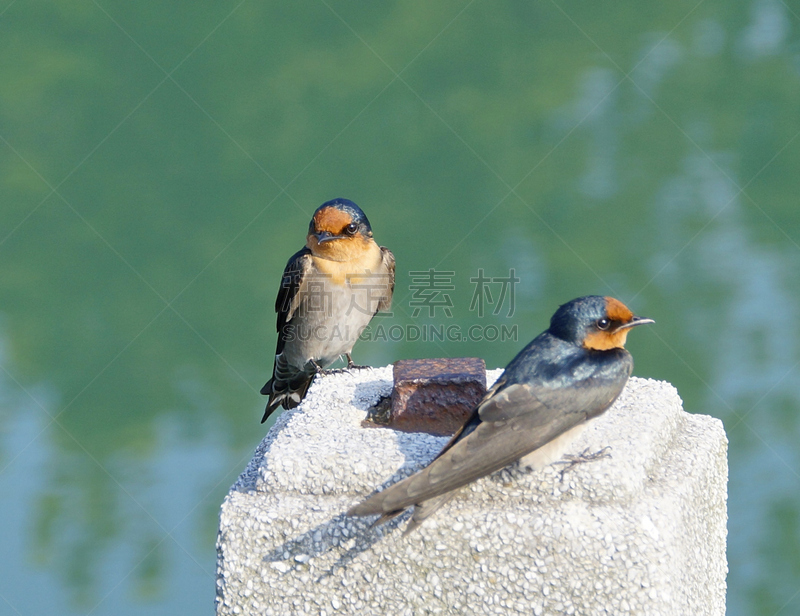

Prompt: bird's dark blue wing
xmin=376 ymin=247 xmax=395 ymax=314
xmin=477 ymin=351 xmax=632 ymax=423
xmin=274 ymin=247 xmax=313 ymax=356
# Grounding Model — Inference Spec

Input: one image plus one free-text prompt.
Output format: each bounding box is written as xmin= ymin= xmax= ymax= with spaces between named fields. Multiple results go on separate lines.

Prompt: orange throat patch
xmin=583 ymin=328 xmax=630 ymax=351
xmin=308 ymin=240 xmax=383 ymax=285
xmin=307 ymin=234 xmax=374 ymax=263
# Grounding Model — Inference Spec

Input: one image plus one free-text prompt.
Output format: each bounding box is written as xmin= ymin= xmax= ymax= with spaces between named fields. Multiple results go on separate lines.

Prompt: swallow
xmin=347 ymin=295 xmax=653 ymax=532
xmin=260 ymin=198 xmax=395 ymax=423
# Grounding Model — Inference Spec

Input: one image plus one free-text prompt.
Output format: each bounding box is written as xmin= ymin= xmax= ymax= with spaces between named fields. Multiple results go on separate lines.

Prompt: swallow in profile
xmin=260 ymin=198 xmax=395 ymax=423
xmin=348 ymin=295 xmax=653 ymax=532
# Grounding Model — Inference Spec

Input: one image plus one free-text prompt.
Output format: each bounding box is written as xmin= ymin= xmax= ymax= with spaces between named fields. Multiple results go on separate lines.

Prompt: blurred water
xmin=1 ymin=1 xmax=799 ymax=614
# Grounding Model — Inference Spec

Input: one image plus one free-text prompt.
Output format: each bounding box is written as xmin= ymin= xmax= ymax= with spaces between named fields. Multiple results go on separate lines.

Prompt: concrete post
xmin=216 ymin=366 xmax=727 ymax=616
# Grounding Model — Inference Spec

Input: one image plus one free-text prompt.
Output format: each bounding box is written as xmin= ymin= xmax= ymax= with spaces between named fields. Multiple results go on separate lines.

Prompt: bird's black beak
xmin=315 ymin=231 xmax=343 ymax=243
xmin=616 ymin=316 xmax=655 ymax=331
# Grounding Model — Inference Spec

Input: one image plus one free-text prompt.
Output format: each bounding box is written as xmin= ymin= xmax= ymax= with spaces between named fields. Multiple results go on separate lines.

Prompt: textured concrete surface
xmin=216 ymin=366 xmax=728 ymax=616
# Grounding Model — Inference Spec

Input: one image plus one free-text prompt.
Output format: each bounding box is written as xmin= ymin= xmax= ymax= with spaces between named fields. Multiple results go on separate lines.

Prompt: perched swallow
xmin=260 ymin=198 xmax=395 ymax=423
xmin=348 ymin=295 xmax=653 ymax=532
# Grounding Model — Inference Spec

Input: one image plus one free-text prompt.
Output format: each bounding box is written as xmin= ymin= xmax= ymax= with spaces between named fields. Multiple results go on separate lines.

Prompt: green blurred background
xmin=1 ymin=1 xmax=799 ymax=614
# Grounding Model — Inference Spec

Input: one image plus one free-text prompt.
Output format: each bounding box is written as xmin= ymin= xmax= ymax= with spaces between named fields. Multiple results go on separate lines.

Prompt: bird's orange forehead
xmin=604 ymin=297 xmax=633 ymax=322
xmin=312 ymin=207 xmax=353 ymax=234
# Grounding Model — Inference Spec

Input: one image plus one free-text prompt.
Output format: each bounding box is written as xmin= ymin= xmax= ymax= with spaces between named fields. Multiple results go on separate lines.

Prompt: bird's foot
xmin=320 ymin=367 xmax=349 ymax=375
xmin=311 ymin=356 xmax=372 ymax=376
xmin=555 ymin=446 xmax=611 ymax=482
xmin=311 ymin=360 xmax=351 ymax=376
xmin=323 ymin=364 xmax=370 ymax=375
xmin=346 ymin=354 xmax=370 ymax=370
xmin=309 ymin=360 xmax=340 ymax=376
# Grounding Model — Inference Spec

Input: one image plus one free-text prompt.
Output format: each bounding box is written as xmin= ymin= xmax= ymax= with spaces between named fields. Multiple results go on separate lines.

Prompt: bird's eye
xmin=596 ymin=318 xmax=611 ymax=330
xmin=344 ymin=223 xmax=358 ymax=235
